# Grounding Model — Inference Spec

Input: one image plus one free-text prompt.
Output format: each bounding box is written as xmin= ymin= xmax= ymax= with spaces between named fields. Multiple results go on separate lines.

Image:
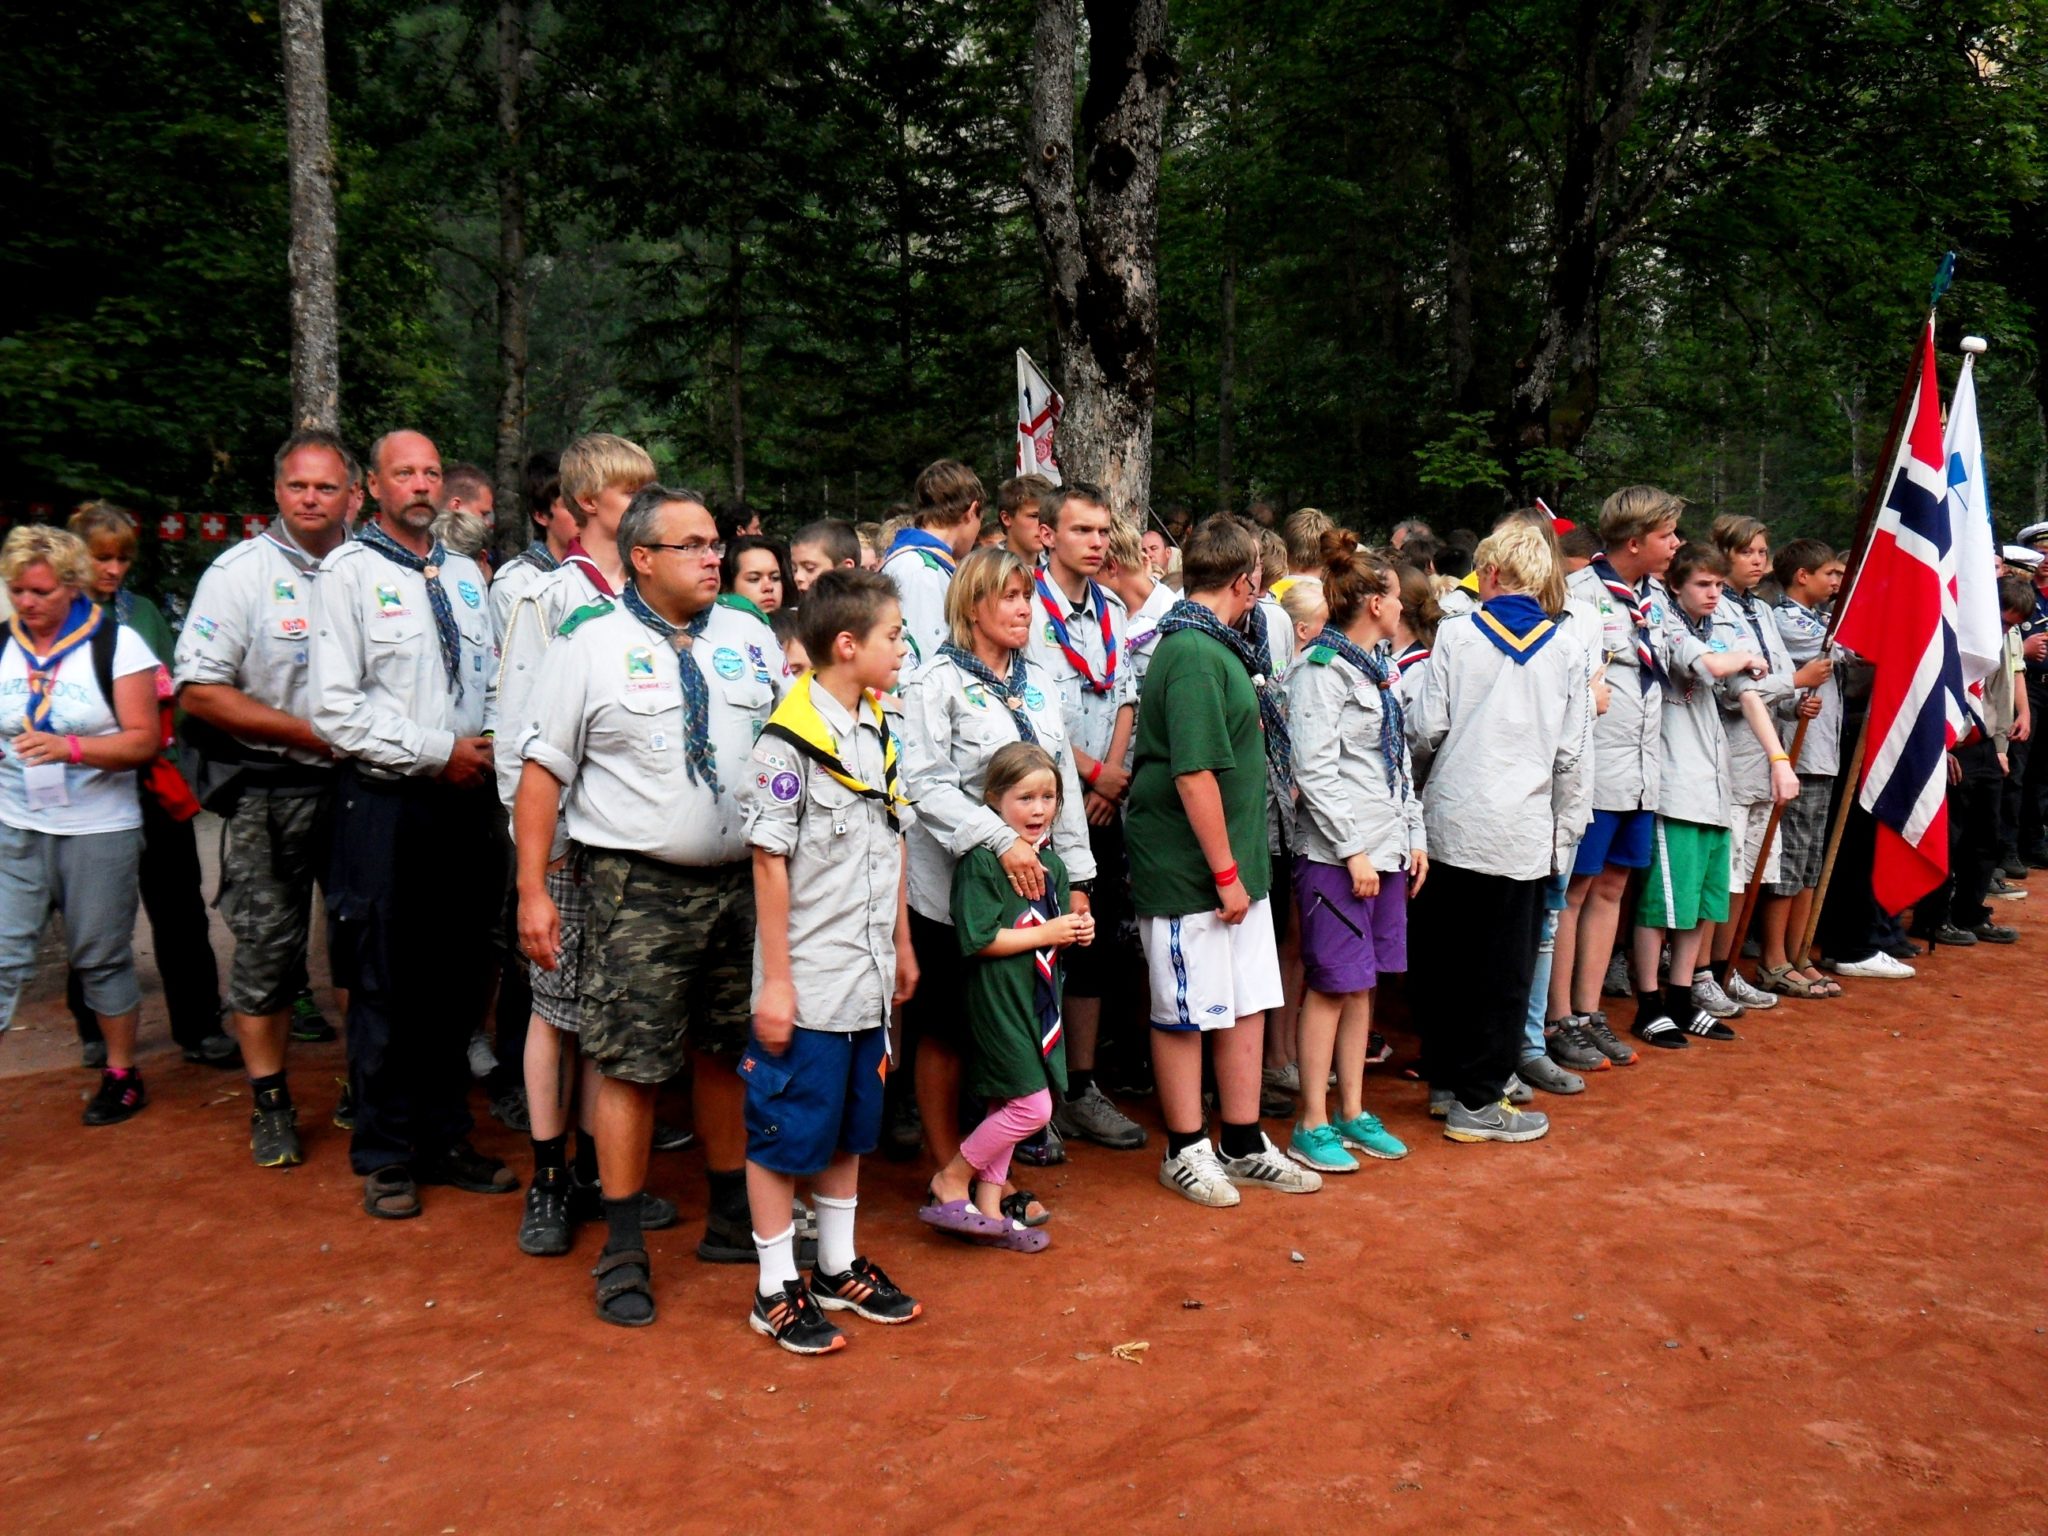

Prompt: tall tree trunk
xmin=1021 ymin=0 xmax=1175 ymax=527
xmin=727 ymin=224 xmax=747 ymax=502
xmin=281 ymin=0 xmax=339 ymax=432
xmin=493 ymin=0 xmax=529 ymax=554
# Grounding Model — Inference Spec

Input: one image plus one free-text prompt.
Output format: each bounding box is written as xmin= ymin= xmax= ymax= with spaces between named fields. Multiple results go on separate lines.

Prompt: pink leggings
xmin=958 ymin=1089 xmax=1054 ymax=1185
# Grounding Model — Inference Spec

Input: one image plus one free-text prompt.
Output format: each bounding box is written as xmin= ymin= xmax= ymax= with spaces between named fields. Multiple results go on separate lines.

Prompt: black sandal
xmin=1001 ymin=1189 xmax=1052 ymax=1229
xmin=591 ymin=1247 xmax=656 ymax=1328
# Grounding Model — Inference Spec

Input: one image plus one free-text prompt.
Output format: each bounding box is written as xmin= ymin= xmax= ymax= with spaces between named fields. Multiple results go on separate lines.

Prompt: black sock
xmin=707 ymin=1166 xmax=747 ymax=1223
xmin=1166 ymin=1127 xmax=1206 ymax=1159
xmin=250 ymin=1071 xmax=289 ymax=1109
xmin=1636 ymin=990 xmax=1666 ymax=1021
xmin=602 ymin=1193 xmax=643 ymax=1254
xmin=571 ymin=1132 xmax=599 ymax=1185
xmin=1665 ymin=985 xmax=1695 ymax=1020
xmin=532 ymin=1132 xmax=567 ymax=1181
xmin=1068 ymin=1067 xmax=1095 ymax=1098
xmin=1218 ymin=1120 xmax=1264 ymax=1160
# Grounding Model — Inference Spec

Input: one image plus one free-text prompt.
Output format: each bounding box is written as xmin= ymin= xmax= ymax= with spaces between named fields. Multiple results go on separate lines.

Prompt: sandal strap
xmin=592 ymin=1249 xmax=652 ymax=1305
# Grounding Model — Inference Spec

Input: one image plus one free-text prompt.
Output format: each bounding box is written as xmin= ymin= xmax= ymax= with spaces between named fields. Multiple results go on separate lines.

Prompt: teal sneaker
xmin=1287 ymin=1121 xmax=1359 ymax=1174
xmin=1333 ymin=1111 xmax=1408 ymax=1162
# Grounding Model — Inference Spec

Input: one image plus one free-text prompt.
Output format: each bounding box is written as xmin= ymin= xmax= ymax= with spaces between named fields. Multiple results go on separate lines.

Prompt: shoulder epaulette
xmin=557 ymin=598 xmax=615 ymax=636
xmin=1304 ymin=645 xmax=1336 ymax=666
xmin=716 ymin=592 xmax=769 ymax=624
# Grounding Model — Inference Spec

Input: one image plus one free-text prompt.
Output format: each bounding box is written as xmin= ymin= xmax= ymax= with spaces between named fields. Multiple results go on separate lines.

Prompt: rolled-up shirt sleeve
xmin=518 ymin=635 xmax=589 ymax=788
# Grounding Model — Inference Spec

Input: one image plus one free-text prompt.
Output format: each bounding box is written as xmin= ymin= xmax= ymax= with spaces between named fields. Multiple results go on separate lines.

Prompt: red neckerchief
xmin=1034 ymin=569 xmax=1118 ymax=695
xmin=562 ymin=538 xmax=616 ymax=598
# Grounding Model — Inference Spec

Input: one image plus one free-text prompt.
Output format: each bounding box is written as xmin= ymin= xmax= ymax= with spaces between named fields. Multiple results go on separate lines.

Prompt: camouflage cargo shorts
xmin=216 ymin=786 xmax=332 ymax=1015
xmin=529 ymin=845 xmax=591 ymax=1033
xmin=578 ymin=852 xmax=753 ymax=1084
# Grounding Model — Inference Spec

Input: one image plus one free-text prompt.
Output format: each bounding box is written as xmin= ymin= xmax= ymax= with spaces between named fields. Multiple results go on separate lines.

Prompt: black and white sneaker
xmin=1630 ymin=1010 xmax=1689 ymax=1051
xmin=750 ymin=1280 xmax=845 ymax=1355
xmin=1222 ymin=1132 xmax=1324 ymax=1194
xmin=810 ymin=1256 xmax=921 ymax=1324
xmin=1681 ymin=1008 xmax=1738 ymax=1042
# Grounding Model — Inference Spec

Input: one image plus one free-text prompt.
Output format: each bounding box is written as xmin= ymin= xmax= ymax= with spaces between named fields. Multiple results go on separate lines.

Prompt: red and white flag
xmin=242 ymin=513 xmax=271 ymax=540
xmin=1833 ymin=319 xmax=1962 ymax=911
xmin=157 ymin=513 xmax=185 ymax=542
xmin=1016 ymin=349 xmax=1062 ymax=485
xmin=198 ymin=512 xmax=229 ymax=542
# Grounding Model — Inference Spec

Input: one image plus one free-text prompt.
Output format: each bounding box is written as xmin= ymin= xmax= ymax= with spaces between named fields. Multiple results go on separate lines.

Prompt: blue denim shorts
xmin=740 ymin=1025 xmax=888 ymax=1176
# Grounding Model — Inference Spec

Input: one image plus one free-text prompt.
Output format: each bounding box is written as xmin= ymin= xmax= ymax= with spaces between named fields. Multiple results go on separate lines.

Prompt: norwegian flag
xmin=242 ymin=513 xmax=271 ymax=540
xmin=157 ymin=513 xmax=185 ymax=542
xmin=1834 ymin=320 xmax=1963 ymax=912
xmin=198 ymin=512 xmax=229 ymax=542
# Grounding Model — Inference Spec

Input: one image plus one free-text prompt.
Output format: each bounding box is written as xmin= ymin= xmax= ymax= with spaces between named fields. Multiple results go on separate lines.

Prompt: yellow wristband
xmin=1769 ymin=752 xmax=1790 ymax=763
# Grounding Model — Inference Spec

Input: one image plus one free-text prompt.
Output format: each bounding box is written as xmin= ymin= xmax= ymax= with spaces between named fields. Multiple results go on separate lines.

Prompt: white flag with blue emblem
xmin=1942 ymin=348 xmax=2003 ymax=700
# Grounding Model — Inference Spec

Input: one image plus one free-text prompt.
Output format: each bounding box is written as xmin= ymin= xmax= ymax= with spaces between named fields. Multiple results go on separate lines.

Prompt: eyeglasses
xmin=645 ymin=540 xmax=726 ymax=559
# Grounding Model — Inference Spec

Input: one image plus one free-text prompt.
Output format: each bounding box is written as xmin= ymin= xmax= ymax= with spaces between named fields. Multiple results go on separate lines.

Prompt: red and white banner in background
xmin=1016 ymin=348 xmax=1062 ymax=485
xmin=242 ymin=514 xmax=271 ymax=540
xmin=198 ymin=512 xmax=229 ymax=542
xmin=158 ymin=513 xmax=186 ymax=541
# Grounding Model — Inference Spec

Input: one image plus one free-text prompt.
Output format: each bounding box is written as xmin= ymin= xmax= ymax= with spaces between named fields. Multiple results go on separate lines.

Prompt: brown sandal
xmin=1758 ymin=964 xmax=1828 ymax=999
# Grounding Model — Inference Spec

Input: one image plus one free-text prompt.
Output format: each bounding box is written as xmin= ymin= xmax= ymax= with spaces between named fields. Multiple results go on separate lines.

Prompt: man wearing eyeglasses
xmin=513 ymin=485 xmax=785 ymax=1326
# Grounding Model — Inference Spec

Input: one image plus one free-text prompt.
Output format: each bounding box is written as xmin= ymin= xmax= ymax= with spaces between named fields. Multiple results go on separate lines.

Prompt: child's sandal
xmin=1001 ymin=1189 xmax=1051 ymax=1229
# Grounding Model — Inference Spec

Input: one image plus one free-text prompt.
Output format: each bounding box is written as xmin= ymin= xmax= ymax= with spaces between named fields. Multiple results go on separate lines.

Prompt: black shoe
xmin=416 ymin=1140 xmax=518 ymax=1194
xmin=518 ymin=1174 xmax=573 ymax=1256
xmin=289 ymin=989 xmax=336 ymax=1043
xmin=1680 ymin=1009 xmax=1738 ymax=1042
xmin=2000 ymin=858 xmax=2030 ymax=881
xmin=1885 ymin=940 xmax=1925 ymax=959
xmin=650 ymin=1120 xmax=696 ymax=1153
xmin=1970 ymin=921 xmax=2019 ymax=944
xmin=1367 ymin=1031 xmax=1393 ymax=1065
xmin=82 ymin=1068 xmax=148 ymax=1125
xmin=749 ymin=1280 xmax=844 ymax=1355
xmin=567 ymin=1175 xmax=677 ymax=1231
xmin=80 ymin=1039 xmax=107 ymax=1070
xmin=2026 ymin=844 xmax=2048 ymax=870
xmin=1630 ymin=1012 xmax=1689 ymax=1051
xmin=1930 ymin=922 xmax=1979 ymax=947
xmin=251 ymin=1104 xmax=304 ymax=1167
xmin=810 ymin=1255 xmax=921 ymax=1324
xmin=698 ymin=1205 xmax=814 ymax=1265
xmin=182 ymin=1032 xmax=243 ymax=1069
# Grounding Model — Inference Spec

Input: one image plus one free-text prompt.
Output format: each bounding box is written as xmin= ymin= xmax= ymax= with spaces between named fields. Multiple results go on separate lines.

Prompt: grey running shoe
xmin=1723 ymin=971 xmax=1780 ymax=1011
xmin=1579 ymin=1010 xmax=1638 ymax=1066
xmin=1428 ymin=1087 xmax=1455 ymax=1119
xmin=1443 ymin=1099 xmax=1550 ymax=1144
xmin=1547 ymin=1018 xmax=1606 ymax=1071
xmin=1516 ymin=1053 xmax=1585 ymax=1095
xmin=1221 ymin=1133 xmax=1324 ymax=1194
xmin=1054 ymin=1081 xmax=1149 ymax=1149
xmin=1689 ymin=975 xmax=1744 ymax=1019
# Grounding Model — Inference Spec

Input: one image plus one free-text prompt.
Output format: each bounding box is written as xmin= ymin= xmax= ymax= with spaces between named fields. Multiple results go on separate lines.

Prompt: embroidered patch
xmin=625 ymin=647 xmax=656 ymax=679
xmin=712 ymin=646 xmax=745 ymax=680
xmin=272 ymin=579 xmax=296 ymax=603
xmin=279 ymin=617 xmax=308 ymax=638
xmin=1043 ymin=621 xmax=1059 ymax=644
xmin=650 ymin=730 xmax=669 ymax=751
xmin=458 ymin=580 xmax=481 ymax=609
xmin=759 ymin=751 xmax=791 ymax=771
xmin=375 ymin=584 xmax=404 ymax=615
xmin=1709 ymin=638 xmax=1729 ymax=653
xmin=770 ymin=771 xmax=801 ymax=802
xmin=963 ymin=683 xmax=989 ymax=709
xmin=1023 ymin=684 xmax=1046 ymax=711
xmin=192 ymin=616 xmax=218 ymax=640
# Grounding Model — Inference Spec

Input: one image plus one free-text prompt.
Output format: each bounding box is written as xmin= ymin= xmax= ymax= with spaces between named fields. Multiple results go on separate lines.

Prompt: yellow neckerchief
xmin=758 ymin=673 xmax=908 ymax=829
xmin=9 ymin=598 xmax=103 ymax=730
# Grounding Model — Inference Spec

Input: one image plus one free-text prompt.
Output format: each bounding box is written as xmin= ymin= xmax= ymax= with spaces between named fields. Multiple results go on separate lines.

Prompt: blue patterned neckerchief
xmin=515 ymin=540 xmax=560 ymax=574
xmin=1728 ymin=584 xmax=1774 ymax=659
xmin=1590 ymin=553 xmax=1667 ymax=692
xmin=10 ymin=594 xmax=102 ymax=730
xmin=1158 ymin=597 xmax=1294 ymax=792
xmin=1313 ymin=625 xmax=1406 ymax=795
xmin=885 ymin=526 xmax=958 ymax=575
xmin=938 ymin=642 xmax=1037 ymax=746
xmin=357 ymin=519 xmax=463 ymax=701
xmin=1473 ymin=593 xmax=1558 ymax=666
xmin=620 ymin=581 xmax=720 ymax=798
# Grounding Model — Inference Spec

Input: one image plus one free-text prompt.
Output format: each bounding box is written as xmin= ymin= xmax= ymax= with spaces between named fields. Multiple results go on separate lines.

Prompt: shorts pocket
xmin=740 ymin=1047 xmax=795 ymax=1145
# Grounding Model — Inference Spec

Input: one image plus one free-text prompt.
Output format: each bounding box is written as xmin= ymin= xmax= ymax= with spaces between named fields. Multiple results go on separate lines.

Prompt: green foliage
xmin=1414 ymin=415 xmax=1508 ymax=494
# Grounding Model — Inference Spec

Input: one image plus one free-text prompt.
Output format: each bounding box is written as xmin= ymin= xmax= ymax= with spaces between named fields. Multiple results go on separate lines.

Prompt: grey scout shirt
xmin=1773 ymin=597 xmax=1844 ymax=777
xmin=308 ymin=538 xmax=494 ymax=777
xmin=740 ymin=678 xmax=907 ymax=1033
xmin=1652 ymin=581 xmax=1738 ymax=829
xmin=1711 ymin=587 xmax=1795 ymax=805
xmin=1284 ymin=643 xmax=1425 ymax=871
xmin=1024 ymin=570 xmax=1132 ymax=766
xmin=519 ymin=600 xmax=781 ymax=868
xmin=174 ymin=527 xmax=331 ymax=769
xmin=1565 ymin=562 xmax=1670 ymax=814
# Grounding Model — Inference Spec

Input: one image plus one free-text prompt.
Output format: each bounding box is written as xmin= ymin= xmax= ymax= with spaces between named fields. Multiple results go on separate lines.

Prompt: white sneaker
xmin=1159 ymin=1138 xmax=1240 ymax=1208
xmin=1222 ymin=1133 xmax=1324 ymax=1194
xmin=466 ymin=1030 xmax=498 ymax=1079
xmin=1724 ymin=971 xmax=1780 ymax=1010
xmin=1260 ymin=1062 xmax=1302 ymax=1094
xmin=1689 ymin=975 xmax=1745 ymax=1018
xmin=1829 ymin=952 xmax=1916 ymax=979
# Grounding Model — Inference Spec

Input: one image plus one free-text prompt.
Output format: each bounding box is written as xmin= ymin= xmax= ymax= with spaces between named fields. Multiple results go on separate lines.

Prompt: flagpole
xmin=1718 ymin=254 xmax=1954 ymax=987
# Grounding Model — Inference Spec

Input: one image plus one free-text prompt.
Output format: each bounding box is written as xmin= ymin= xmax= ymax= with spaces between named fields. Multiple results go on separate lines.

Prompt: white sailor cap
xmin=2003 ymin=543 xmax=2045 ymax=570
xmin=2016 ymin=520 xmax=2048 ymax=548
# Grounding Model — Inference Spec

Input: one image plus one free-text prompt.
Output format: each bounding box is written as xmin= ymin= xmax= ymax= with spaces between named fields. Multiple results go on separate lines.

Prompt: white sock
xmin=813 ymin=1193 xmax=858 ymax=1276
xmin=753 ymin=1223 xmax=798 ymax=1297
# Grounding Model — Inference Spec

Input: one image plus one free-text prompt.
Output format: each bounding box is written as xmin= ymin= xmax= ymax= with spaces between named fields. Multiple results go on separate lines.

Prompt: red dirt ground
xmin=4 ymin=907 xmax=2046 ymax=1534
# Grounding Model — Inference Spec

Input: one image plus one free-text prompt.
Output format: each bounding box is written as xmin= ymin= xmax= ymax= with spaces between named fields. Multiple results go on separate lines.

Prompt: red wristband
xmin=66 ymin=735 xmax=82 ymax=765
xmin=1083 ymin=758 xmax=1103 ymax=787
xmin=1213 ymin=862 xmax=1239 ymax=888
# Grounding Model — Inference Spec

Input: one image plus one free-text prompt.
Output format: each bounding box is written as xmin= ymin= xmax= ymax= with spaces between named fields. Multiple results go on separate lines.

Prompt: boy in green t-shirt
xmin=1126 ymin=516 xmax=1323 ymax=1209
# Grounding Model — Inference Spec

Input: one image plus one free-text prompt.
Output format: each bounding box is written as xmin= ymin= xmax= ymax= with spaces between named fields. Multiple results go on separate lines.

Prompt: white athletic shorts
xmin=1728 ymin=799 xmax=1783 ymax=895
xmin=1139 ymin=900 xmax=1285 ymax=1032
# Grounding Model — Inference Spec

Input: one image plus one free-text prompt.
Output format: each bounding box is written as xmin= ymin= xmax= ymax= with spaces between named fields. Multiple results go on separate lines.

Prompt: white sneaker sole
xmin=1336 ymin=1137 xmax=1409 ymax=1160
xmin=1158 ymin=1166 xmax=1240 ymax=1208
xmin=1443 ymin=1119 xmax=1550 ymax=1144
xmin=1285 ymin=1146 xmax=1358 ymax=1174
xmin=1226 ymin=1163 xmax=1325 ymax=1194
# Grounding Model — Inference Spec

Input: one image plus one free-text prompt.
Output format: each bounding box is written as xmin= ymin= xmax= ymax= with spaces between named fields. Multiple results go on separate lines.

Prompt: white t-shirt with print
xmin=0 ymin=624 xmax=159 ymax=835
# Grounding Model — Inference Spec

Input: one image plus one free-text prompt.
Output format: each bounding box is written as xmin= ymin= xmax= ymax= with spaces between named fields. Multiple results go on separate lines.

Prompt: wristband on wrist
xmin=66 ymin=735 xmax=82 ymax=765
xmin=1769 ymin=752 xmax=1790 ymax=763
xmin=1083 ymin=758 xmax=1102 ymax=786
xmin=1213 ymin=862 xmax=1239 ymax=888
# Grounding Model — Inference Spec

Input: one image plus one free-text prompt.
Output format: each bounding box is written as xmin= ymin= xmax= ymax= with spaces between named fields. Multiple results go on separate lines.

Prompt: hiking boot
xmin=250 ymin=1103 xmax=304 ymax=1168
xmin=1223 ymin=1133 xmax=1324 ymax=1194
xmin=1928 ymin=922 xmax=1978 ymax=947
xmin=1517 ymin=1053 xmax=1585 ymax=1095
xmin=416 ymin=1140 xmax=518 ymax=1194
xmin=1689 ymin=976 xmax=1745 ymax=1018
xmin=811 ymin=1256 xmax=921 ymax=1324
xmin=1443 ymin=1099 xmax=1550 ymax=1144
xmin=518 ymin=1174 xmax=574 ymax=1257
xmin=1546 ymin=1018 xmax=1606 ymax=1071
xmin=1580 ymin=1010 xmax=1637 ymax=1066
xmin=1052 ymin=1081 xmax=1148 ymax=1149
xmin=288 ymin=989 xmax=335 ymax=1043
xmin=1332 ymin=1110 xmax=1408 ymax=1160
xmin=1969 ymin=921 xmax=2019 ymax=944
xmin=82 ymin=1068 xmax=148 ymax=1126
xmin=750 ymin=1280 xmax=845 ymax=1355
xmin=1286 ymin=1121 xmax=1359 ymax=1174
xmin=1723 ymin=971 xmax=1780 ymax=1010
xmin=1158 ymin=1138 xmax=1241 ymax=1208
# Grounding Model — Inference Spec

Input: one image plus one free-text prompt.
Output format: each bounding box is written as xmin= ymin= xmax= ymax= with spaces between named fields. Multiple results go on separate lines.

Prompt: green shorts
xmin=578 ymin=852 xmax=753 ymax=1084
xmin=1638 ymin=817 xmax=1732 ymax=931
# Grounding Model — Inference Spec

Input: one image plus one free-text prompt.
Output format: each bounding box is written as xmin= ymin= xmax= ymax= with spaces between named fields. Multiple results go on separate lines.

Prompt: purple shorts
xmin=1293 ymin=859 xmax=1409 ymax=995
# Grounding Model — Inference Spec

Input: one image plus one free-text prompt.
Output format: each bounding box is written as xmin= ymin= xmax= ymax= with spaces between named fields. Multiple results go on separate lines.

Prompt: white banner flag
xmin=1942 ymin=346 xmax=2003 ymax=701
xmin=1016 ymin=348 xmax=1062 ymax=485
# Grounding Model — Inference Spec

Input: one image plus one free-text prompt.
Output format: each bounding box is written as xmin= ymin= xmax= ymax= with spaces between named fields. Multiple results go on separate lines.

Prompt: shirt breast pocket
xmin=805 ymin=770 xmax=864 ymax=861
xmin=367 ymin=615 xmax=424 ymax=649
xmin=617 ymin=689 xmax=684 ymax=774
xmin=719 ymin=676 xmax=771 ymax=719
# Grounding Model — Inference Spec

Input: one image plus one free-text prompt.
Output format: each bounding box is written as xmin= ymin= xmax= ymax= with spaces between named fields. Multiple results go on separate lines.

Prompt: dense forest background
xmin=4 ymin=0 xmax=2046 ymax=595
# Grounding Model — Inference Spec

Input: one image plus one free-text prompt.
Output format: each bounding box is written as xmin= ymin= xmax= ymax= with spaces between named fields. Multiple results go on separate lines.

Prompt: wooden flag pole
xmin=1799 ymin=711 xmax=1872 ymax=960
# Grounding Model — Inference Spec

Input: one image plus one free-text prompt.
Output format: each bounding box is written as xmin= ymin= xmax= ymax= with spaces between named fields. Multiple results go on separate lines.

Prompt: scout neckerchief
xmin=938 ymin=641 xmax=1038 ymax=747
xmin=1156 ymin=597 xmax=1293 ymax=792
xmin=620 ymin=581 xmax=720 ymax=798
xmin=1728 ymin=584 xmax=1774 ymax=659
xmin=1125 ymin=587 xmax=1167 ymax=662
xmin=1312 ymin=625 xmax=1407 ymax=796
xmin=10 ymin=595 xmax=103 ymax=730
xmin=1394 ymin=639 xmax=1431 ymax=676
xmin=357 ymin=519 xmax=464 ymax=700
xmin=758 ymin=674 xmax=908 ymax=831
xmin=513 ymin=540 xmax=560 ymax=574
xmin=1473 ymin=593 xmax=1559 ymax=665
xmin=1590 ymin=553 xmax=1667 ymax=691
xmin=1010 ymin=877 xmax=1064 ymax=1060
xmin=560 ymin=537 xmax=616 ymax=598
xmin=262 ymin=522 xmax=321 ymax=576
xmin=884 ymin=526 xmax=957 ymax=576
xmin=1034 ymin=569 xmax=1118 ymax=695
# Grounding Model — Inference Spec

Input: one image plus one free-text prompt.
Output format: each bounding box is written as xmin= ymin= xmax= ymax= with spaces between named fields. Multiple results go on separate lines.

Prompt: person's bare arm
xmin=751 ymin=848 xmax=796 ymax=1053
xmin=1175 ymin=769 xmax=1249 ymax=922
xmin=513 ymin=760 xmax=565 ymax=968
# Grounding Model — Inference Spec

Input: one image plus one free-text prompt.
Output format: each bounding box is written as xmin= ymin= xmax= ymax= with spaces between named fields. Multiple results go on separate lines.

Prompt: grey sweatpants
xmin=0 ymin=820 xmax=142 ymax=1030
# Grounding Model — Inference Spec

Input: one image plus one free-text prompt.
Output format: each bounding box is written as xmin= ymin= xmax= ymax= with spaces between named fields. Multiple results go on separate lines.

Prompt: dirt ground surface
xmin=4 ymin=885 xmax=2046 ymax=1535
